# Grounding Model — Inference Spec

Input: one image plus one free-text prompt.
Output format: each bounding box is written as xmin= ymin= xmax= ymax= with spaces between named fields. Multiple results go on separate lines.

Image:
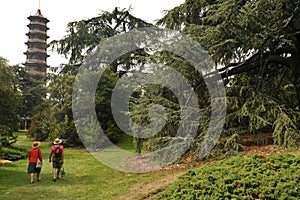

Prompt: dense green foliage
xmin=128 ymin=55 xmax=211 ymax=158
xmin=27 ymin=73 xmax=79 ymax=145
xmin=28 ymin=67 xmax=122 ymax=148
xmin=13 ymin=65 xmax=46 ymax=118
xmin=50 ymin=7 xmax=151 ymax=71
xmin=223 ymin=71 xmax=300 ymax=149
xmin=41 ymin=1 xmax=300 ymax=155
xmin=0 ymin=57 xmax=26 ymax=160
xmin=73 ymin=67 xmax=122 ymax=149
xmin=158 ymin=0 xmax=300 ymax=149
xmin=0 ymin=145 xmax=27 ymax=161
xmin=27 ymin=8 xmax=152 ymax=147
xmin=157 ymin=154 xmax=300 ymax=199
xmin=0 ymin=58 xmax=20 ymax=130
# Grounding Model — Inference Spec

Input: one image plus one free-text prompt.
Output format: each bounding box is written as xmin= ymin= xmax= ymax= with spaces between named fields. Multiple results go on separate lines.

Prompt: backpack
xmin=54 ymin=145 xmax=62 ymax=158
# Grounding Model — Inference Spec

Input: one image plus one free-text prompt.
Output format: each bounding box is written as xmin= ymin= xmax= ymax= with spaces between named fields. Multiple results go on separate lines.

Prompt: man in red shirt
xmin=49 ymin=138 xmax=64 ymax=181
xmin=28 ymin=141 xmax=42 ymax=183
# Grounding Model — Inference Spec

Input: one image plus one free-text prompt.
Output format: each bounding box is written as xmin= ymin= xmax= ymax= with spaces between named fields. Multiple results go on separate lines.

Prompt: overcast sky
xmin=0 ymin=0 xmax=184 ymax=67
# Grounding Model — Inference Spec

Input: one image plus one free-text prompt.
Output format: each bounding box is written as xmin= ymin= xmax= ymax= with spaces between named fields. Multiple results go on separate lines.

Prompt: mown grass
xmin=1 ymin=133 xmax=299 ymax=200
xmin=0 ymin=133 xmax=186 ymax=200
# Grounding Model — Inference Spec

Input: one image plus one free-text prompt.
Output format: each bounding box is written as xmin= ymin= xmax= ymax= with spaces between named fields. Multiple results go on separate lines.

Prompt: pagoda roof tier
xmin=27 ymin=16 xmax=49 ymax=23
xmin=24 ymin=62 xmax=48 ymax=68
xmin=27 ymin=29 xmax=48 ymax=35
xmin=26 ymin=32 xmax=49 ymax=40
xmin=25 ymin=41 xmax=47 ymax=46
xmin=25 ymin=47 xmax=47 ymax=53
xmin=26 ymin=68 xmax=47 ymax=76
xmin=24 ymin=51 xmax=49 ymax=58
xmin=28 ymin=9 xmax=49 ymax=23
xmin=28 ymin=21 xmax=48 ymax=26
xmin=27 ymin=23 xmax=49 ymax=31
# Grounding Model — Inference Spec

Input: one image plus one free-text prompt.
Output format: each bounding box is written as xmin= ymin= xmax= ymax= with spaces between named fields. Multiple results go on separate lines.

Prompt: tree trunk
xmin=135 ymin=138 xmax=143 ymax=155
xmin=295 ymin=73 xmax=300 ymax=109
xmin=292 ymin=39 xmax=300 ymax=109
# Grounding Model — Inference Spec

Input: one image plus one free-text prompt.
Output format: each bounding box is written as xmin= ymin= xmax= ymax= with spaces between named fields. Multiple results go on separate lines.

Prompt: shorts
xmin=52 ymin=157 xmax=63 ymax=169
xmin=27 ymin=162 xmax=41 ymax=174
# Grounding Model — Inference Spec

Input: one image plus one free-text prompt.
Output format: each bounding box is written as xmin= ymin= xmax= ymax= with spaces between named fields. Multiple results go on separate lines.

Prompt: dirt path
xmin=115 ymin=170 xmax=185 ymax=200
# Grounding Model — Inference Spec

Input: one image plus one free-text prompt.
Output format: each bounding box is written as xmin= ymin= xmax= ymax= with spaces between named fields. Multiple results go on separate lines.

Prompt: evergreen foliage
xmin=158 ymin=0 xmax=300 ymax=150
xmin=27 ymin=74 xmax=80 ymax=146
xmin=50 ymin=7 xmax=151 ymax=72
xmin=28 ymin=67 xmax=122 ymax=147
xmin=157 ymin=154 xmax=300 ymax=199
xmin=0 ymin=58 xmax=20 ymax=130
xmin=13 ymin=65 xmax=46 ymax=118
xmin=0 ymin=57 xmax=25 ymax=160
xmin=49 ymin=2 xmax=300 ymax=156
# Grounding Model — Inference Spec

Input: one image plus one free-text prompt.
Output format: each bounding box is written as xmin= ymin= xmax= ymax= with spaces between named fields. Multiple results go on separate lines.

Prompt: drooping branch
xmin=50 ymin=7 xmax=151 ymax=67
xmin=204 ymin=47 xmax=295 ymax=80
xmin=219 ymin=46 xmax=294 ymax=73
xmin=219 ymin=54 xmax=292 ymax=79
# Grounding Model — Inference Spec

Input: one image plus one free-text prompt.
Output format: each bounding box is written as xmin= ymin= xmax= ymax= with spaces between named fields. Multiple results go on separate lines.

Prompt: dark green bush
xmin=0 ymin=126 xmax=26 ymax=160
xmin=156 ymin=154 xmax=300 ymax=200
xmin=0 ymin=147 xmax=27 ymax=160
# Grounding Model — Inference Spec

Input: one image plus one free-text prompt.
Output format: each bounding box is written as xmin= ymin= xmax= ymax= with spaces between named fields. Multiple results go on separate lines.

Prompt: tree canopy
xmin=157 ymin=0 xmax=300 ymax=149
xmin=0 ymin=57 xmax=26 ymax=160
xmin=34 ymin=1 xmax=300 ymax=156
xmin=0 ymin=57 xmax=20 ymax=130
xmin=50 ymin=7 xmax=151 ymax=73
xmin=158 ymin=0 xmax=300 ymax=106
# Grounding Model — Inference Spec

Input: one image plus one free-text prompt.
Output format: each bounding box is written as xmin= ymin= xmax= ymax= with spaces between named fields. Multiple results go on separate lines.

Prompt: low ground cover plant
xmin=156 ymin=154 xmax=300 ymax=199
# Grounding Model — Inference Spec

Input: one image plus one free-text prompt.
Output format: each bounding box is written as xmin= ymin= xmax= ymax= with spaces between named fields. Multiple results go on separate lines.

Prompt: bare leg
xmin=52 ymin=168 xmax=57 ymax=181
xmin=30 ymin=173 xmax=34 ymax=183
xmin=37 ymin=172 xmax=41 ymax=181
xmin=57 ymin=169 xmax=60 ymax=179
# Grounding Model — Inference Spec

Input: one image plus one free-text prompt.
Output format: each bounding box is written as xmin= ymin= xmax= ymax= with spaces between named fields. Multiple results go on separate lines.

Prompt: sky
xmin=0 ymin=0 xmax=184 ymax=67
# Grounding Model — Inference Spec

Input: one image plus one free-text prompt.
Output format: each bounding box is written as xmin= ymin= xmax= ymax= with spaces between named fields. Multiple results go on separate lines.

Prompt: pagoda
xmin=19 ymin=8 xmax=49 ymax=131
xmin=24 ymin=9 xmax=49 ymax=76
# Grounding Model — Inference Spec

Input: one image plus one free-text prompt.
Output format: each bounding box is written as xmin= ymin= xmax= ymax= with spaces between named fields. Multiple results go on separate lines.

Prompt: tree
xmin=48 ymin=6 xmax=222 ymax=156
xmin=158 ymin=0 xmax=300 ymax=106
xmin=95 ymin=68 xmax=121 ymax=144
xmin=28 ymin=73 xmax=81 ymax=146
xmin=47 ymin=8 xmax=154 ymax=147
xmin=49 ymin=2 xmax=300 ymax=156
xmin=0 ymin=57 xmax=20 ymax=130
xmin=13 ymin=65 xmax=46 ymax=118
xmin=50 ymin=7 xmax=151 ymax=73
xmin=0 ymin=57 xmax=26 ymax=160
xmin=28 ymin=66 xmax=122 ymax=147
xmin=158 ymin=0 xmax=300 ymax=148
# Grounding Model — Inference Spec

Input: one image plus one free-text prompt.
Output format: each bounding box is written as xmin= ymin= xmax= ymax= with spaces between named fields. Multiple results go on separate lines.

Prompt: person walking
xmin=49 ymin=138 xmax=64 ymax=182
xmin=27 ymin=141 xmax=42 ymax=183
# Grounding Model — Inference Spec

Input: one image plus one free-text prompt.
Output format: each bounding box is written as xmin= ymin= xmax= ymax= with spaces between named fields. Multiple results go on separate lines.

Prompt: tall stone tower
xmin=24 ymin=9 xmax=49 ymax=76
xmin=19 ymin=9 xmax=49 ymax=131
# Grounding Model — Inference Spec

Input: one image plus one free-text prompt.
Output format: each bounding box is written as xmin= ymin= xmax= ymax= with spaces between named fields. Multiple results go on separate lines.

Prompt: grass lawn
xmin=0 ymin=133 xmax=186 ymax=200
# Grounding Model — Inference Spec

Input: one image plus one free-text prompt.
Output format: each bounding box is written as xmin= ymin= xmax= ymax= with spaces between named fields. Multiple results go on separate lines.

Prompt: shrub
xmin=0 ymin=126 xmax=26 ymax=160
xmin=0 ymin=146 xmax=27 ymax=160
xmin=156 ymin=154 xmax=300 ymax=200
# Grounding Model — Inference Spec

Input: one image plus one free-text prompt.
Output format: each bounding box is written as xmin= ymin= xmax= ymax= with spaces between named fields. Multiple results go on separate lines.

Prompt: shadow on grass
xmin=0 ymin=161 xmax=62 ymax=186
xmin=0 ymin=164 xmax=30 ymax=186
